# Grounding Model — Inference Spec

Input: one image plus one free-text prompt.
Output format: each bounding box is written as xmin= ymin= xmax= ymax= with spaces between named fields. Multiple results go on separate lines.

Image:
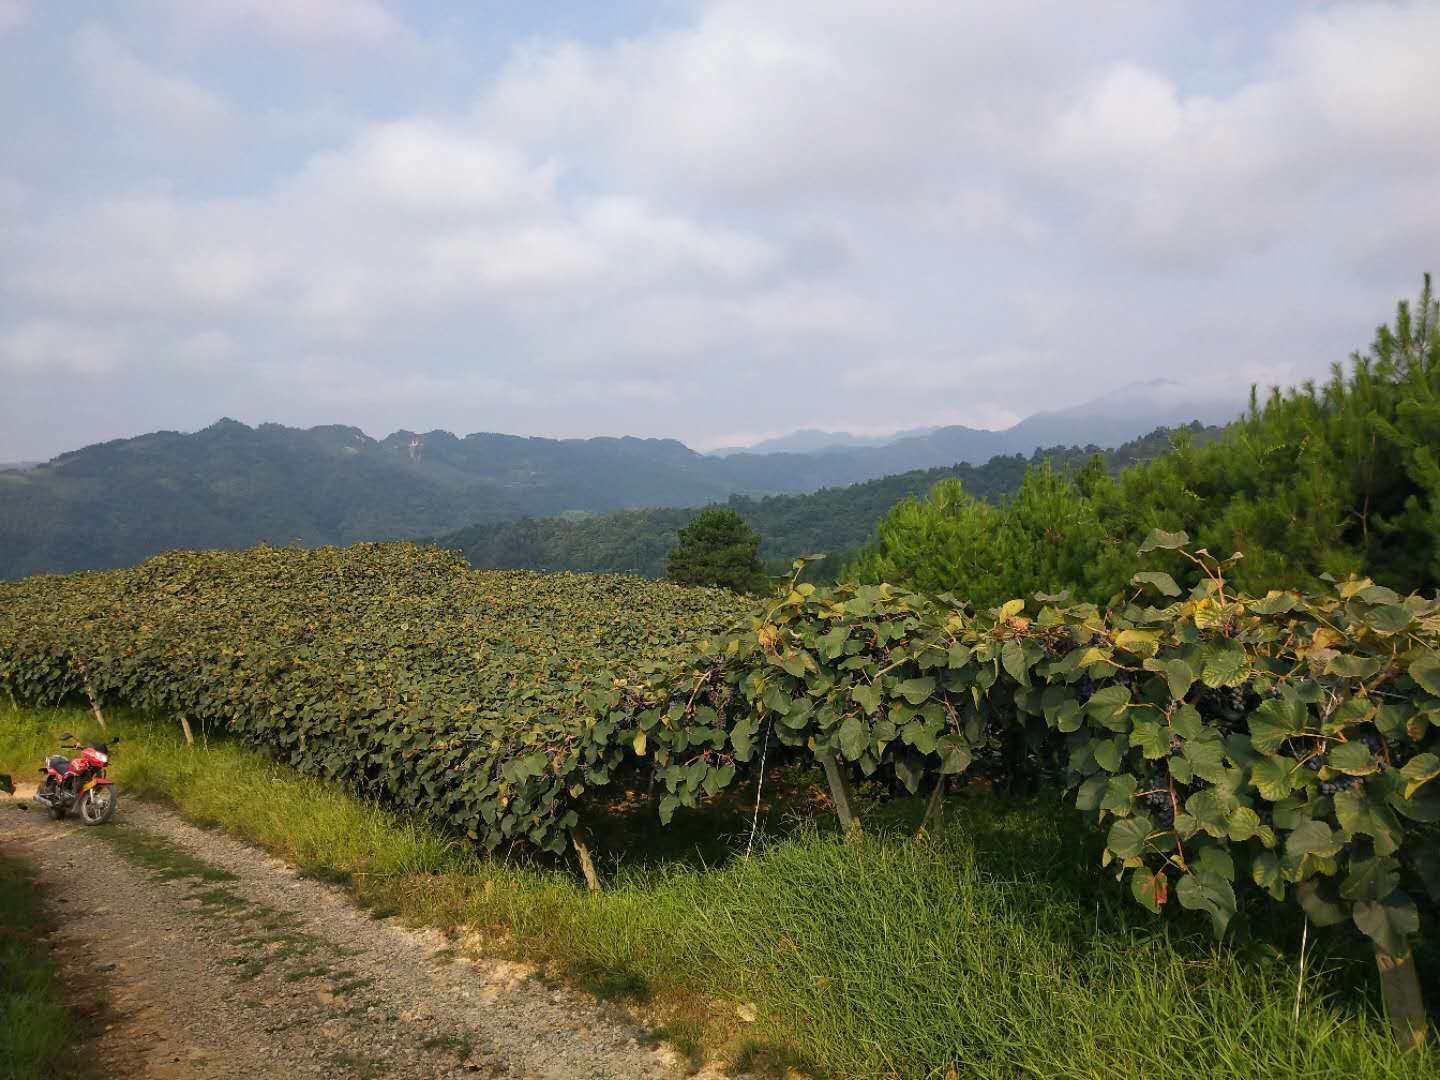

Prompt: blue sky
xmin=1 ymin=1 xmax=1437 ymax=459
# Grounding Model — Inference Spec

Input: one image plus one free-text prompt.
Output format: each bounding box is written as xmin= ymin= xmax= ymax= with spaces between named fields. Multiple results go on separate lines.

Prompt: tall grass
xmin=0 ymin=849 xmax=71 ymax=1080
xmin=2 ymin=703 xmax=1432 ymax=1078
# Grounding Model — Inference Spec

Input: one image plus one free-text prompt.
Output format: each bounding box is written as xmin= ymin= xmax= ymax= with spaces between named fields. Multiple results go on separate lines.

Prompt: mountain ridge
xmin=0 ymin=385 xmax=1242 ymax=579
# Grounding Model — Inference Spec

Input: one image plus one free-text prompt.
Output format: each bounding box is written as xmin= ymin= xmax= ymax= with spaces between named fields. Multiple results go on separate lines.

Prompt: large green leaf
xmin=1399 ymin=752 xmax=1440 ymax=798
xmin=1409 ymin=653 xmax=1440 ymax=696
xmin=1131 ymin=572 xmax=1181 ymax=598
xmin=1138 ymin=528 xmax=1190 ymax=553
xmin=1352 ymin=892 xmax=1419 ymax=957
xmin=1175 ymin=871 xmax=1236 ymax=936
xmin=1106 ymin=814 xmax=1154 ymax=860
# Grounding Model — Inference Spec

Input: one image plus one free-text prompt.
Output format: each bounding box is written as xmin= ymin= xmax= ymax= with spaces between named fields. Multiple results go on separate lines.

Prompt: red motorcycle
xmin=35 ymin=733 xmax=119 ymax=825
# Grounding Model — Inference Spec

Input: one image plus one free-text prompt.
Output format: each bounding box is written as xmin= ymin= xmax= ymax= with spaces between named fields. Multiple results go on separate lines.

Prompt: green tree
xmin=849 ymin=465 xmax=1105 ymax=608
xmin=666 ymin=509 xmax=768 ymax=593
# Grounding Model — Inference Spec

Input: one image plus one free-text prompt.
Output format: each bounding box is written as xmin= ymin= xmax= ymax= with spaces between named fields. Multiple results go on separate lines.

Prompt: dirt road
xmin=2 ymin=789 xmax=730 ymax=1080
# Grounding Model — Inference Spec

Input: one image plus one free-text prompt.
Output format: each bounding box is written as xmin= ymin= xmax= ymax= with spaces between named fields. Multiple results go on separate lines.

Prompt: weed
xmin=332 ymin=976 xmax=376 ymax=997
xmin=283 ymin=965 xmax=331 ymax=983
xmin=329 ymin=1050 xmax=386 ymax=1079
xmin=97 ymin=825 xmax=236 ymax=884
xmin=422 ymin=1032 xmax=475 ymax=1058
xmin=566 ymin=959 xmax=651 ymax=1003
xmin=0 ymin=852 xmax=72 ymax=1080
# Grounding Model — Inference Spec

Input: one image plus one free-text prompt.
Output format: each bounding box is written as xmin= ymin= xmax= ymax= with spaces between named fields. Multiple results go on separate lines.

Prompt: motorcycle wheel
xmin=79 ymin=786 xmax=117 ymax=826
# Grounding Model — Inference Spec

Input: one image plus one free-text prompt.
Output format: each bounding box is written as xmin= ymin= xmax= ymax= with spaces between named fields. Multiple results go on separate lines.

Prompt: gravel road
xmin=2 ymin=789 xmax=737 ymax=1080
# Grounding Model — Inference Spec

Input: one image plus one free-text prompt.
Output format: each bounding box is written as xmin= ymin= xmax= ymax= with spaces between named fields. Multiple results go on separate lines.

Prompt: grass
xmin=2 ymin=702 xmax=1436 ymax=1078
xmin=0 ymin=851 xmax=72 ymax=1080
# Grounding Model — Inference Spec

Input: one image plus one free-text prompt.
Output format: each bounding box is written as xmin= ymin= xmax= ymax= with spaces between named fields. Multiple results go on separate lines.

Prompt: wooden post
xmin=817 ymin=751 xmax=861 ymax=838
xmin=1375 ymin=949 xmax=1428 ymax=1051
xmin=85 ymin=684 xmax=107 ymax=731
xmin=571 ymin=830 xmax=603 ymax=893
xmin=179 ymin=716 xmax=194 ymax=747
xmin=917 ymin=775 xmax=946 ymax=839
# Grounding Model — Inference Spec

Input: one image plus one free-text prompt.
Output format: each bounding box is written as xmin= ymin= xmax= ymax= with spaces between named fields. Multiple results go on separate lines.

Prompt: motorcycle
xmin=34 ymin=733 xmax=120 ymax=825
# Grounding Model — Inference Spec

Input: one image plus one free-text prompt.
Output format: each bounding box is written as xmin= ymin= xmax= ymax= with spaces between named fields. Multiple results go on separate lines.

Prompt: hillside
xmin=433 ymin=424 xmax=1219 ymax=579
xmin=0 ymin=395 xmax=1230 ymax=580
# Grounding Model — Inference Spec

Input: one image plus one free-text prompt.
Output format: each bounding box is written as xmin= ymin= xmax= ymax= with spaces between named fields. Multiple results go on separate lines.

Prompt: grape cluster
xmin=1039 ymin=629 xmax=1071 ymax=657
xmin=1319 ymin=774 xmax=1360 ymax=796
xmin=1142 ymin=772 xmax=1176 ymax=827
xmin=1077 ymin=676 xmax=1096 ymax=703
xmin=1198 ymin=683 xmax=1260 ymax=720
xmin=1357 ymin=730 xmax=1388 ymax=771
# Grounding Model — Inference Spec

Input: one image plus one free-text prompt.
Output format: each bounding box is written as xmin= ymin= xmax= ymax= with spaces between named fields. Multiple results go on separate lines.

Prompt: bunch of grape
xmin=1142 ymin=771 xmax=1176 ymax=827
xmin=1358 ymin=730 xmax=1389 ymax=771
xmin=1319 ymin=773 xmax=1360 ymax=796
xmin=1077 ymin=675 xmax=1096 ymax=703
xmin=1040 ymin=629 xmax=1071 ymax=657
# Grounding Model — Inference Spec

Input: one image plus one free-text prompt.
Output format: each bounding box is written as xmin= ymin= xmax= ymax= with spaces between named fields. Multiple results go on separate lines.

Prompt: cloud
xmin=157 ymin=0 xmax=406 ymax=48
xmin=0 ymin=321 xmax=126 ymax=375
xmin=74 ymin=26 xmax=235 ymax=141
xmin=476 ymin=0 xmax=1141 ymax=203
xmin=4 ymin=1 xmax=1439 ymax=461
xmin=1044 ymin=4 xmax=1440 ymax=267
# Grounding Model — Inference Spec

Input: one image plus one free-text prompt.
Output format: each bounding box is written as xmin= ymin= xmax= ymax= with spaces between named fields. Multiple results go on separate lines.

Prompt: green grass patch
xmin=0 ymin=852 xmax=72 ymax=1080
xmin=95 ymin=825 xmax=237 ymax=884
xmin=3 ymin=702 xmax=1435 ymax=1078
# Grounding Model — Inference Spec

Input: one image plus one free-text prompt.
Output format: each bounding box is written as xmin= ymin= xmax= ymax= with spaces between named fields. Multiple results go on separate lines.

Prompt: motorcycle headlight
xmin=94 ymin=753 xmax=108 ymax=765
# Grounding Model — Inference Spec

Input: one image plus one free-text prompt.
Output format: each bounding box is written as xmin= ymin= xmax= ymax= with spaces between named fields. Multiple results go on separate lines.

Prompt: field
xmin=1 ymin=702 xmax=1433 ymax=1078
xmin=2 ymin=540 xmax=1438 ymax=1074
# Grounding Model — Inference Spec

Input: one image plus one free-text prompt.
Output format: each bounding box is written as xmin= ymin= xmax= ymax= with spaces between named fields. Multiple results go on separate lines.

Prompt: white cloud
xmin=74 ymin=26 xmax=234 ymax=141
xmin=5 ymin=0 xmax=1440 ymax=459
xmin=1044 ymin=3 xmax=1440 ymax=267
xmin=158 ymin=0 xmax=405 ymax=47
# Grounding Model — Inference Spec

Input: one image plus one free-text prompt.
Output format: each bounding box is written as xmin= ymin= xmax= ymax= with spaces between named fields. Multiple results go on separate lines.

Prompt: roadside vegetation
xmin=3 ymin=703 xmax=1431 ymax=1079
xmin=0 ymin=841 xmax=72 ymax=1080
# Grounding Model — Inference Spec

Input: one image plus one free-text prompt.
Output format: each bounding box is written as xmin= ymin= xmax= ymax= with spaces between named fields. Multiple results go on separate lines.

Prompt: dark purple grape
xmin=1319 ymin=774 xmax=1361 ymax=796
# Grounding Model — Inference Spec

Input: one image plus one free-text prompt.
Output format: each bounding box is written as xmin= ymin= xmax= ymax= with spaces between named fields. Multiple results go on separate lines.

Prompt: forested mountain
xmin=432 ymin=425 xmax=1218 ymax=580
xmin=0 ymin=390 xmax=1230 ymax=579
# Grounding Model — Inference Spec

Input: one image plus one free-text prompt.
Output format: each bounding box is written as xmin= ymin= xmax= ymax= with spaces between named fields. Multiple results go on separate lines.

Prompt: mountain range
xmin=0 ymin=380 xmax=1243 ymax=580
xmin=432 ymin=424 xmax=1220 ymax=581
xmin=712 ymin=379 xmax=1241 ymax=465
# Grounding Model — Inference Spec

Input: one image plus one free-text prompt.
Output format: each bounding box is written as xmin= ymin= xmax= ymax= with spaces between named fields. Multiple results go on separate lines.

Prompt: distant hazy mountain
xmin=0 ymin=382 xmax=1238 ymax=579
xmin=709 ymin=426 xmax=939 ymax=456
xmin=1002 ymin=379 xmax=1245 ymax=449
xmin=0 ymin=461 xmax=39 ymax=472
xmin=816 ymin=380 xmax=1244 ymax=476
xmin=707 ymin=380 xmax=1243 ymax=466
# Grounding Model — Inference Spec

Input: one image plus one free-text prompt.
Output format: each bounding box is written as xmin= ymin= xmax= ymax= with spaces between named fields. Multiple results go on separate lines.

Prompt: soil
xmin=1 ymin=787 xmax=740 ymax=1080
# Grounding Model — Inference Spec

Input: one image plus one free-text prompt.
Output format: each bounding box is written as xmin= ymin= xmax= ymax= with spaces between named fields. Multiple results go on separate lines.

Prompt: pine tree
xmin=666 ymin=509 xmax=768 ymax=594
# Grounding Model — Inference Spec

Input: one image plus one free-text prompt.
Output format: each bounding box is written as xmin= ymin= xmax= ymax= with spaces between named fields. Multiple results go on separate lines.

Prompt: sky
xmin=1 ymin=1 xmax=1437 ymax=460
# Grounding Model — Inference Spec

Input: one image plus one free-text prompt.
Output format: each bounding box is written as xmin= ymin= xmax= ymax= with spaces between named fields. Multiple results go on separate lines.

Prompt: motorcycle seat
xmin=46 ymin=756 xmax=71 ymax=776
